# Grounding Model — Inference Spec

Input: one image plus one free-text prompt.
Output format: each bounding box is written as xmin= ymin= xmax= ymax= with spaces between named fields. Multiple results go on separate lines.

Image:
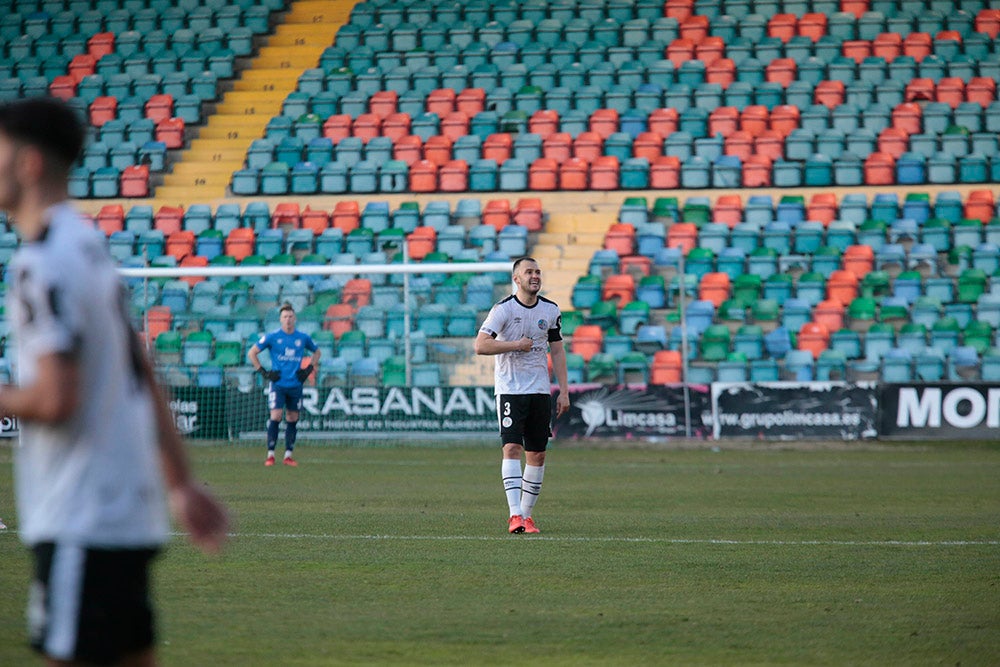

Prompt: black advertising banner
xmin=235 ymin=386 xmax=500 ymax=437
xmin=879 ymin=383 xmax=1000 ymax=439
xmin=712 ymin=382 xmax=878 ymax=441
xmin=552 ymin=384 xmax=712 ymax=440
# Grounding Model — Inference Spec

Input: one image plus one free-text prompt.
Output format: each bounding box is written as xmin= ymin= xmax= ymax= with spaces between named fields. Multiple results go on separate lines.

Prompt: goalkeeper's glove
xmin=295 ymin=364 xmax=314 ymax=382
xmin=259 ymin=367 xmax=280 ymax=382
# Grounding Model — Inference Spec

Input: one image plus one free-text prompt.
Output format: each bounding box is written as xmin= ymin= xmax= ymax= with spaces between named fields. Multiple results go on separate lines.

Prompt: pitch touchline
xmin=207 ymin=532 xmax=1000 ymax=547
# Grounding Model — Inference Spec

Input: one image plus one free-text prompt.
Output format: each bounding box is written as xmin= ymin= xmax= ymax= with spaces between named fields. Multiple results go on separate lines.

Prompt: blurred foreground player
xmin=0 ymin=97 xmax=228 ymax=666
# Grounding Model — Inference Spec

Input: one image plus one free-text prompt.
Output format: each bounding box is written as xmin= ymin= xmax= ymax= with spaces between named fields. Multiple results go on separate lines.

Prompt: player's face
xmin=514 ymin=261 xmax=542 ymax=295
xmin=280 ymin=308 xmax=296 ymax=333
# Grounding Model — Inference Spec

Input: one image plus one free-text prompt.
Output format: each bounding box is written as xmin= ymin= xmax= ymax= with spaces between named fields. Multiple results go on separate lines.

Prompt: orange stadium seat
xmin=528 ymin=158 xmax=558 ymax=190
xmin=482 ymin=199 xmax=512 ymax=231
xmin=768 ymin=14 xmax=797 ymax=42
xmin=902 ymin=32 xmax=932 ymax=61
xmin=120 ymin=165 xmax=149 ymax=198
xmin=406 ymin=227 xmax=436 ymax=260
xmin=667 ymin=38 xmax=696 ymax=67
xmin=439 ymin=160 xmax=468 ymax=192
xmin=440 ymin=112 xmax=469 ymax=141
xmin=766 ymin=58 xmax=797 ymax=87
xmin=695 ymin=36 xmax=724 ymax=66
xmin=797 ymin=321 xmax=830 ymax=359
xmin=827 ymin=269 xmax=860 ymax=305
xmin=179 ymin=255 xmax=208 ymax=287
xmin=271 ymin=202 xmax=301 ymax=231
xmin=798 ymin=13 xmax=827 ymax=41
xmin=709 ymin=107 xmax=739 ymax=138
xmin=812 ymin=301 xmax=845 ymax=333
xmin=97 ymin=205 xmax=125 ymax=235
xmin=559 ymin=158 xmax=589 ymax=190
xmin=165 ymin=230 xmax=195 ymax=261
xmin=633 ymin=132 xmax=664 ymax=161
xmin=589 ymin=156 xmax=619 ymax=190
xmin=324 ymin=304 xmax=354 ymax=338
xmin=370 ymin=90 xmax=398 ymax=119
xmin=864 ymin=152 xmax=895 ymax=185
xmin=482 ymin=133 xmax=512 ymax=162
xmin=383 ymin=113 xmax=412 ymax=141
xmin=570 ymin=325 xmax=604 ymax=362
xmin=225 ymin=228 xmax=255 ymax=261
xmin=154 ymin=206 xmax=184 ymax=235
xmin=574 ymin=132 xmax=603 ymax=161
xmin=455 ymin=88 xmax=486 ymax=115
xmin=742 ymin=154 xmax=772 ymax=187
xmin=699 ymin=272 xmax=731 ymax=307
xmin=409 ymin=159 xmax=438 ymax=192
xmin=604 ymin=223 xmax=636 ymax=256
xmin=352 ymin=113 xmax=381 ymax=142
xmin=740 ymin=106 xmax=769 ymax=137
xmin=680 ymin=15 xmax=709 ymax=42
xmin=842 ymin=245 xmax=874 ymax=279
xmin=651 ymin=350 xmax=682 ymax=384
xmin=341 ymin=278 xmax=372 ymax=311
xmin=393 ymin=134 xmax=423 ymax=165
xmin=425 ymin=88 xmax=455 ymax=116
xmin=331 ymin=200 xmax=360 ymax=233
xmin=667 ymin=223 xmax=698 ymax=253
xmin=145 ymin=94 xmax=173 ymax=123
xmin=706 ymin=58 xmax=735 ymax=87
xmin=649 ymin=156 xmax=680 ymax=189
xmin=513 ymin=198 xmax=543 ymax=232
xmin=529 ymin=109 xmax=559 ymax=138
xmin=424 ymin=135 xmax=453 ymax=166
xmin=649 ymin=108 xmax=679 ymax=136
xmin=602 ymin=273 xmax=636 ymax=305
xmin=301 ymin=207 xmax=330 ymax=235
xmin=872 ymin=32 xmax=903 ymax=60
xmin=323 ymin=114 xmax=352 ymax=142
xmin=542 ymin=133 xmax=572 ymax=161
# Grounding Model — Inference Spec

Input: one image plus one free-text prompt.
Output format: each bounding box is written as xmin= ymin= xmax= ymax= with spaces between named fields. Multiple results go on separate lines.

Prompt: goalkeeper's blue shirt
xmin=256 ymin=329 xmax=318 ymax=388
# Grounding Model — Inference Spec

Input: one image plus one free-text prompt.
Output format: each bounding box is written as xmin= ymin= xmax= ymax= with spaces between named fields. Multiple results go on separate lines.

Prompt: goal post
xmin=120 ymin=258 xmax=514 ymax=442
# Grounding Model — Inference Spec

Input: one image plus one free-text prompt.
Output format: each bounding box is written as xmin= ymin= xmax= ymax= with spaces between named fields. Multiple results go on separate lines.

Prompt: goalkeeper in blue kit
xmin=248 ymin=302 xmax=321 ymax=466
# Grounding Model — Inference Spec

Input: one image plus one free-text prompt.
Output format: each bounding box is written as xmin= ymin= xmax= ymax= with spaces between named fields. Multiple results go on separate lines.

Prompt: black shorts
xmin=29 ymin=542 xmax=159 ymax=665
xmin=496 ymin=393 xmax=552 ymax=451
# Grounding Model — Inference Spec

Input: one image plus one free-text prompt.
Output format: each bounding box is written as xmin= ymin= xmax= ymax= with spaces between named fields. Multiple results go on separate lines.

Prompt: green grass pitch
xmin=1 ymin=440 xmax=998 ymax=666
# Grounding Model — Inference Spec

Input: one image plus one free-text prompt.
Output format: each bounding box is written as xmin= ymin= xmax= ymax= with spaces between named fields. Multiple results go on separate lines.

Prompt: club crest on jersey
xmin=537 ymin=319 xmax=547 ymax=330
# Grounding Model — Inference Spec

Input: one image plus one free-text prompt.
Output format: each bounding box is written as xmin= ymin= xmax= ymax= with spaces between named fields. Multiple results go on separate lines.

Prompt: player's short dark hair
xmin=512 ymin=256 xmax=537 ymax=272
xmin=0 ymin=97 xmax=85 ymax=169
xmin=279 ymin=302 xmax=295 ymax=314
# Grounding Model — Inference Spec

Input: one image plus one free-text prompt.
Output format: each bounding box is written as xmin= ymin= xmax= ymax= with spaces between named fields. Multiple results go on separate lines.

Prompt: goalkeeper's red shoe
xmin=264 ymin=456 xmax=275 ymax=467
xmin=523 ymin=517 xmax=540 ymax=534
xmin=508 ymin=515 xmax=525 ymax=534
xmin=283 ymin=456 xmax=298 ymax=467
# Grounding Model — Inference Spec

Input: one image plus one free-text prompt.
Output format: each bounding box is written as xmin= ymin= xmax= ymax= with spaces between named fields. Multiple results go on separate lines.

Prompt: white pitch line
xmin=201 ymin=532 xmax=1000 ymax=547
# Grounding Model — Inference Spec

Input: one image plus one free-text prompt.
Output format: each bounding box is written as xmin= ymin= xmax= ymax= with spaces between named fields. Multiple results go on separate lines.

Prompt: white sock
xmin=520 ymin=465 xmax=545 ymax=518
xmin=284 ymin=450 xmax=293 ymax=459
xmin=502 ymin=459 xmax=523 ymax=516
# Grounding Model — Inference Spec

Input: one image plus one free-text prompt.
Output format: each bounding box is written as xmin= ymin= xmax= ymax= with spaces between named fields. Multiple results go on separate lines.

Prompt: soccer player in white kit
xmin=475 ymin=257 xmax=570 ymax=534
xmin=0 ymin=97 xmax=228 ymax=666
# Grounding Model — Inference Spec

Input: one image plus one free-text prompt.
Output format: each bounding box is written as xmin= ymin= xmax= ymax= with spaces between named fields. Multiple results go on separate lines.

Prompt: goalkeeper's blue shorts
xmin=269 ymin=384 xmax=303 ymax=412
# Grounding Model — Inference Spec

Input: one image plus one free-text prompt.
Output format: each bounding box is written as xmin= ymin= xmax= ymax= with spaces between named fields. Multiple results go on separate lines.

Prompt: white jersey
xmin=479 ymin=294 xmax=563 ymax=395
xmin=10 ymin=203 xmax=169 ymax=548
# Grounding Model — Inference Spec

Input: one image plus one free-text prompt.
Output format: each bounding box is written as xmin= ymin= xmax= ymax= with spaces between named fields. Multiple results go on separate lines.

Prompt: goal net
xmin=121 ymin=257 xmax=515 ymax=442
